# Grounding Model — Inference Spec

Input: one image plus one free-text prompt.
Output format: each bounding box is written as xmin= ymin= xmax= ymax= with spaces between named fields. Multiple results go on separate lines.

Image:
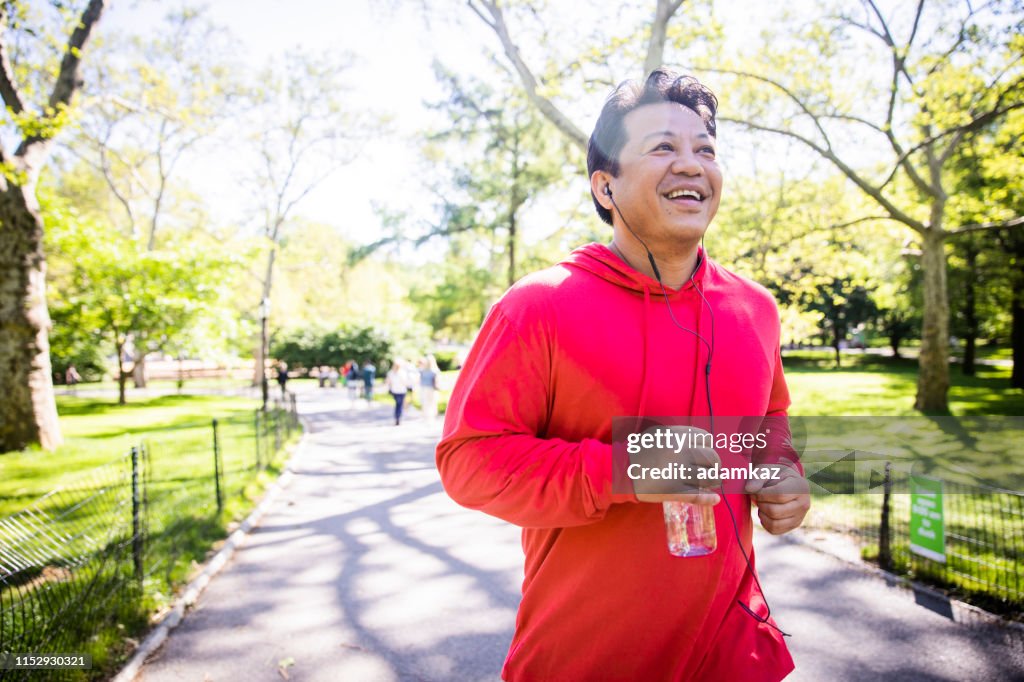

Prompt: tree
xmin=46 ymin=198 xmax=232 ymax=405
xmin=713 ymin=161 xmax=905 ymax=357
xmin=409 ymin=237 xmax=502 ymax=341
xmin=0 ymin=0 xmax=106 ymax=451
xmin=68 ymin=5 xmax=237 ymax=247
xmin=466 ymin=0 xmax=707 ymax=152
xmin=803 ymin=277 xmax=878 ymax=367
xmin=947 ymin=106 xmax=1024 ymax=385
xmin=426 ymin=64 xmax=572 ymax=287
xmin=62 ymin=6 xmax=239 ymax=388
xmin=698 ymin=0 xmax=1023 ymax=411
xmin=236 ymin=50 xmax=368 ymax=392
xmin=873 ymin=249 xmax=922 ymax=359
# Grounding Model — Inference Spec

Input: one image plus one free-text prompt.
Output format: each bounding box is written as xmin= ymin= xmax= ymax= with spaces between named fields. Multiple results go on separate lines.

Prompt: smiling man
xmin=436 ymin=70 xmax=809 ymax=681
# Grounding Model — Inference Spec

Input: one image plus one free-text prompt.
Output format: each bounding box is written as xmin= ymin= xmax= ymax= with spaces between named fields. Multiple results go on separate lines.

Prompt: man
xmin=275 ymin=362 xmax=289 ymax=398
xmin=361 ymin=360 xmax=376 ymax=402
xmin=436 ymin=70 xmax=810 ymax=681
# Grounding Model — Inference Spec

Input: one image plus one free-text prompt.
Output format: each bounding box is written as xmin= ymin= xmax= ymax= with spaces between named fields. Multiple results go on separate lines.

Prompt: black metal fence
xmin=804 ymin=462 xmax=1024 ymax=616
xmin=0 ymin=399 xmax=299 ymax=681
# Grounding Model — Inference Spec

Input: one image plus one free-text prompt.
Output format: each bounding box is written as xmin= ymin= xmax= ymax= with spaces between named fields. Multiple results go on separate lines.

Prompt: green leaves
xmin=43 ymin=189 xmax=237 ymax=380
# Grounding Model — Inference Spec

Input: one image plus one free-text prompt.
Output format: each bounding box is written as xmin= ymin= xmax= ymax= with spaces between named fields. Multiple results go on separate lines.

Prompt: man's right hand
xmin=630 ymin=425 xmax=721 ymax=505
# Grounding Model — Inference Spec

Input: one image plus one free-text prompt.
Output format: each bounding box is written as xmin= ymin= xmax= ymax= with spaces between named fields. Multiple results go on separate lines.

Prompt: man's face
xmin=605 ymin=102 xmax=722 ymax=251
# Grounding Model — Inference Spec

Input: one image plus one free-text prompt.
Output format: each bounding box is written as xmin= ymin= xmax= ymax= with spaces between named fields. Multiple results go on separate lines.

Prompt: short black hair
xmin=587 ymin=69 xmax=719 ymax=225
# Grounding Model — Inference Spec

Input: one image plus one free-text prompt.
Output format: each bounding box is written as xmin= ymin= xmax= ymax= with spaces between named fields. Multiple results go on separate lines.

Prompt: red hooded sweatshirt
xmin=436 ymin=243 xmax=796 ymax=681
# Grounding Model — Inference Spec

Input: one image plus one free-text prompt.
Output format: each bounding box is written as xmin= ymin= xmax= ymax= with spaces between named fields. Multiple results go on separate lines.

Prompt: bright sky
xmin=106 ymin=0 xmax=500 ymax=248
xmin=99 ymin=0 xmax=892 ymax=254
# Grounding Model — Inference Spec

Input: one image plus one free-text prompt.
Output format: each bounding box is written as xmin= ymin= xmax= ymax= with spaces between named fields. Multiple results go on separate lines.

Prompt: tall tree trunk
xmin=117 ymin=364 xmax=128 ymax=406
xmin=1008 ymin=231 xmax=1024 ymax=390
xmin=0 ymin=186 xmax=62 ymax=451
xmin=253 ymin=249 xmax=276 ymax=386
xmin=915 ymin=229 xmax=951 ymax=412
xmin=961 ymin=242 xmax=977 ymax=376
xmin=507 ymin=208 xmax=517 ymax=289
xmin=832 ymin=324 xmax=842 ymax=368
xmin=1012 ymin=286 xmax=1023 ymax=389
xmin=133 ymin=351 xmax=148 ymax=388
xmin=0 ymin=0 xmax=105 ymax=451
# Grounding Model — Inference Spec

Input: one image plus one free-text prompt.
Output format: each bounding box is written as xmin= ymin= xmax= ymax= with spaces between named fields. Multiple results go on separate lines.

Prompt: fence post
xmin=285 ymin=398 xmax=293 ymax=439
xmin=879 ymin=461 xmax=892 ymax=571
xmin=213 ymin=418 xmax=223 ymax=514
xmin=254 ymin=409 xmax=262 ymax=470
xmin=131 ymin=446 xmax=143 ymax=581
xmin=274 ymin=409 xmax=283 ymax=452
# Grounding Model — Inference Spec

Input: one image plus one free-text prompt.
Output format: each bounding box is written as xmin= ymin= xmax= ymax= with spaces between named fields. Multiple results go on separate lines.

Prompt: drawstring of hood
xmin=636 ymin=285 xmax=652 ymax=421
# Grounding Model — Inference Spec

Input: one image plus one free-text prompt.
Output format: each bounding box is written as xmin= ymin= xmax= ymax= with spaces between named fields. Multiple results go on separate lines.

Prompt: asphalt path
xmin=133 ymin=388 xmax=1023 ymax=681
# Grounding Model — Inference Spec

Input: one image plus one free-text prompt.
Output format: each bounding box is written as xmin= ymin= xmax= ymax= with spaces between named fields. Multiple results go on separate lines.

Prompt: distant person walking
xmin=276 ymin=362 xmax=289 ymax=398
xmin=346 ymin=360 xmax=360 ymax=403
xmin=361 ymin=361 xmax=376 ymax=402
xmin=65 ymin=364 xmax=82 ymax=395
xmin=386 ymin=359 xmax=411 ymax=425
xmin=418 ymin=355 xmax=440 ymax=423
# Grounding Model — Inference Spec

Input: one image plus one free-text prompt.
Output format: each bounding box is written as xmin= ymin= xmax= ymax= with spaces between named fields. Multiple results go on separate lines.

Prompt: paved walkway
xmin=134 ymin=388 xmax=1022 ymax=681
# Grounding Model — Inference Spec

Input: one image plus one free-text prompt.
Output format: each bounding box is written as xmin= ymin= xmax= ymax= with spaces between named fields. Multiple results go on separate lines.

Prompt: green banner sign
xmin=909 ymin=475 xmax=945 ymax=563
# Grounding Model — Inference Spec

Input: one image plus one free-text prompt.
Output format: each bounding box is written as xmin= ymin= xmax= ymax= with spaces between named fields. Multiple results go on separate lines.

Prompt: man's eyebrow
xmin=641 ymin=130 xmax=675 ymax=143
xmin=640 ymin=130 xmax=714 ymax=143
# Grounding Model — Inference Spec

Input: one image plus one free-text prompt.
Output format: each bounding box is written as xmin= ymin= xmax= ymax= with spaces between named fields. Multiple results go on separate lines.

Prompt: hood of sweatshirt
xmin=561 ymin=242 xmax=713 ymax=419
xmin=562 ymin=242 xmax=709 ymax=296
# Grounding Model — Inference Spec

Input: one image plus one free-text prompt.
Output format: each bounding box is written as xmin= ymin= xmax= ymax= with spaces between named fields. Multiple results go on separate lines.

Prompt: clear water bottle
xmin=663 ymin=501 xmax=717 ymax=557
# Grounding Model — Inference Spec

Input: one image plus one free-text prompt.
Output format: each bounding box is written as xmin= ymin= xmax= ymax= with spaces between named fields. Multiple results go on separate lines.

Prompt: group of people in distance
xmin=273 ymin=356 xmax=442 ymax=426
xmin=385 ymin=356 xmax=441 ymax=425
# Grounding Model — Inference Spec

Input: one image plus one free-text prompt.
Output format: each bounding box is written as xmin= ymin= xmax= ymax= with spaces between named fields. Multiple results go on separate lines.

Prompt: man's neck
xmin=608 ymin=237 xmax=701 ymax=289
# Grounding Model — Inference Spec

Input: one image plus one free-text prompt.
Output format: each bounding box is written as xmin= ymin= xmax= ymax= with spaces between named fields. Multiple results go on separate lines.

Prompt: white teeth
xmin=667 ymin=189 xmax=702 ymax=200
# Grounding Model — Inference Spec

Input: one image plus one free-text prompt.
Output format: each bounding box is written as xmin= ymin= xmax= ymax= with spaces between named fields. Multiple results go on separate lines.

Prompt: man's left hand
xmin=744 ymin=464 xmax=810 ymax=535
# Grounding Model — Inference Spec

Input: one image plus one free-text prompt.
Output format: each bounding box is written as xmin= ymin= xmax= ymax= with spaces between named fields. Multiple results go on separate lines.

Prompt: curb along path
xmin=132 ymin=389 xmax=1022 ymax=681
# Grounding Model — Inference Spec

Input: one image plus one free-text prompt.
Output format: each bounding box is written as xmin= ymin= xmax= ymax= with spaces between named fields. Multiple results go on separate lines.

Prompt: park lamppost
xmin=259 ymin=297 xmax=270 ymax=411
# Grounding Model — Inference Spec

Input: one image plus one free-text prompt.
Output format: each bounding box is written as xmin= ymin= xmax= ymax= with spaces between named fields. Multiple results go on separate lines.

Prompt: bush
xmin=271 ymin=324 xmax=392 ymax=371
xmin=434 ymin=350 xmax=459 ymax=371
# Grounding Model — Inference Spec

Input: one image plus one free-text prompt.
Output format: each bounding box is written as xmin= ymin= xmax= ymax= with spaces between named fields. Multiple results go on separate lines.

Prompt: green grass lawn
xmin=781 ymin=351 xmax=1024 ymax=617
xmin=0 ymin=393 xmax=300 ymax=679
xmin=783 ymin=351 xmax=1024 ymax=416
xmin=0 ymin=394 xmax=262 ymax=508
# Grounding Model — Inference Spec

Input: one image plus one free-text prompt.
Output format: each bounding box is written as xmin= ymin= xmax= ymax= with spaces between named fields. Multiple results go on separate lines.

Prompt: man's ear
xmin=591 ymin=171 xmax=613 ymax=211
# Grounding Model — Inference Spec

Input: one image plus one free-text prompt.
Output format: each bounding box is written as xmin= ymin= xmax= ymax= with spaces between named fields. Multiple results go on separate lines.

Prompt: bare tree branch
xmin=950 ymin=215 xmax=1024 ymax=235
xmin=828 ymin=215 xmax=898 ymax=230
xmin=467 ymin=0 xmax=588 ymax=150
xmin=939 ymin=76 xmax=1024 ymax=166
xmin=869 ymin=0 xmax=933 ymax=196
xmin=698 ymin=66 xmax=835 ymax=150
xmin=47 ymin=0 xmax=105 ymax=112
xmin=643 ymin=0 xmax=686 ymax=76
xmin=16 ymin=0 xmax=105 ymax=163
xmin=719 ymin=114 xmax=927 ymax=232
xmin=0 ymin=6 xmax=25 ymax=115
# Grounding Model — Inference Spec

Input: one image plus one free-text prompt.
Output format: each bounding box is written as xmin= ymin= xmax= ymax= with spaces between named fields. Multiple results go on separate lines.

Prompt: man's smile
xmin=663 ymin=185 xmax=708 ymax=206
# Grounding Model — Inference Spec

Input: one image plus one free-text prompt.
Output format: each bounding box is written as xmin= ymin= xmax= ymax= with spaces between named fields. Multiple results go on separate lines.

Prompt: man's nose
xmin=671 ymin=149 xmax=703 ymax=176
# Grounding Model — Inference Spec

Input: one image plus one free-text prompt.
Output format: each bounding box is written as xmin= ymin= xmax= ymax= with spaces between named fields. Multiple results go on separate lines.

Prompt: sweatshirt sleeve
xmin=435 ymin=304 xmax=631 ymax=529
xmin=752 ymin=343 xmax=804 ymax=474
